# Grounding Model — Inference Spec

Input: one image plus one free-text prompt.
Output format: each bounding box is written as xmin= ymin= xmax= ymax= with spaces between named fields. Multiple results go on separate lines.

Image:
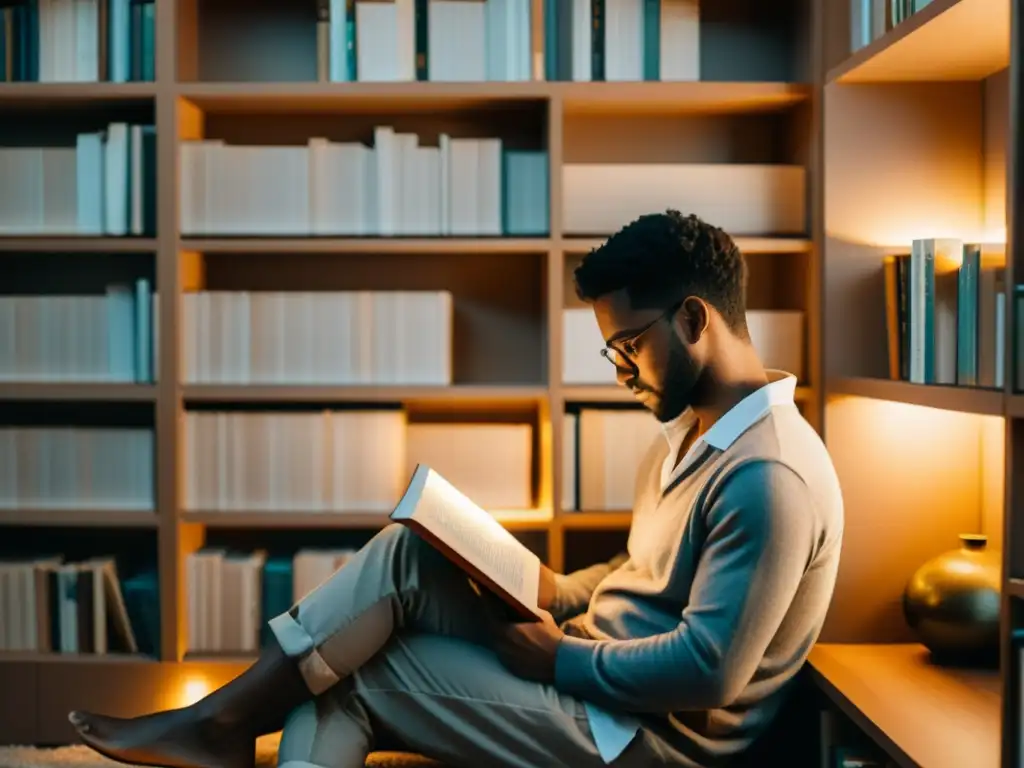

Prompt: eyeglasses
xmin=599 ymin=301 xmax=683 ymax=371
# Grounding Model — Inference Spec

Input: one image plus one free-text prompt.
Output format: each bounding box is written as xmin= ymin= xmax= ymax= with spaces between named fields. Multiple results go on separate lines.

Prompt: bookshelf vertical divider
xmin=1001 ymin=0 xmax=1023 ymax=761
xmin=546 ymin=88 xmax=566 ymax=573
xmin=806 ymin=0 xmax=826 ymax=438
xmin=155 ymin=0 xmax=184 ymax=664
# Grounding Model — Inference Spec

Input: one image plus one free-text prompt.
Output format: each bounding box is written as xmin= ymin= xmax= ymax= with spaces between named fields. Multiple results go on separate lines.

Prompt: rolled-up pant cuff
xmin=269 ymin=610 xmax=341 ymax=696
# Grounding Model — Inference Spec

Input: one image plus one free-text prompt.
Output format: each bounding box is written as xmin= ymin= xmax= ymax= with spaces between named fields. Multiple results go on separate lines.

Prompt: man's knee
xmin=373 ymin=523 xmax=448 ymax=574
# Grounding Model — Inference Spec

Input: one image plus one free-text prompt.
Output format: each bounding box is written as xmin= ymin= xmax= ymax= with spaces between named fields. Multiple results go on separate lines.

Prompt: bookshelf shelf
xmin=176 ymin=81 xmax=811 ymax=116
xmin=827 ymin=378 xmax=1005 ymax=416
xmin=808 ymin=643 xmax=1001 ymax=768
xmin=184 ymin=511 xmax=552 ymax=531
xmin=0 ymin=384 xmax=158 ymax=402
xmin=0 ymin=510 xmax=159 ymax=528
xmin=0 ymin=652 xmax=156 ymax=664
xmin=561 ymin=386 xmax=636 ymax=404
xmin=827 ymin=0 xmax=1010 ymax=84
xmin=0 ymin=82 xmax=158 ymax=105
xmin=178 ymin=81 xmax=551 ymax=112
xmin=554 ymin=81 xmax=812 ymax=115
xmin=559 ymin=237 xmax=814 ymax=255
xmin=181 ymin=385 xmax=549 ymax=405
xmin=558 ymin=512 xmax=633 ymax=530
xmin=183 ymin=238 xmax=552 ymax=255
xmin=562 ymin=385 xmax=814 ymax=404
xmin=0 ymin=238 xmax=158 ymax=253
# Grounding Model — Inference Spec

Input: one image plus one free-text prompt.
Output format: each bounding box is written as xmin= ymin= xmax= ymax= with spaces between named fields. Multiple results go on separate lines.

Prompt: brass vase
xmin=902 ymin=533 xmax=1001 ymax=666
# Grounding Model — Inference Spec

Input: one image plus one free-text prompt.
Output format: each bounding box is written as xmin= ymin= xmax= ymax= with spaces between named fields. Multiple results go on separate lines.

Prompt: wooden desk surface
xmin=807 ymin=643 xmax=1001 ymax=768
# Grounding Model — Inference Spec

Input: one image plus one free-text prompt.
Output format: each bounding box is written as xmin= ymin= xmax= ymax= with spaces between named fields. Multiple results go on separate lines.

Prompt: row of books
xmin=180 ymin=134 xmax=548 ymax=237
xmin=184 ymin=411 xmax=532 ymax=513
xmin=187 ymin=548 xmax=354 ymax=654
xmin=0 ymin=409 xmax=671 ymax=514
xmin=0 ymin=0 xmax=154 ymax=83
xmin=545 ymin=0 xmax=699 ymax=82
xmin=850 ymin=0 xmax=932 ymax=53
xmin=316 ymin=0 xmax=531 ymax=84
xmin=0 ymin=556 xmax=159 ymax=657
xmin=883 ymin=239 xmax=1005 ymax=387
xmin=563 ymin=307 xmax=806 ymax=385
xmin=0 ymin=280 xmax=155 ymax=383
xmin=182 ymin=290 xmax=452 ymax=386
xmin=0 ymin=427 xmax=154 ymax=511
xmin=0 ymin=290 xmax=802 ymax=387
xmin=563 ymin=409 xmax=663 ymax=511
xmin=0 ymin=122 xmax=156 ymax=236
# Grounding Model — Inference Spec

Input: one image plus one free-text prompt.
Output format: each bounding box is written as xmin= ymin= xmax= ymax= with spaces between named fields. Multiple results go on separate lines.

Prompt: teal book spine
xmin=956 ymin=245 xmax=980 ymax=386
xmin=134 ymin=278 xmax=151 ymax=382
xmin=346 ymin=0 xmax=357 ymax=80
xmin=591 ymin=0 xmax=604 ymax=81
xmin=415 ymin=0 xmax=428 ymax=80
xmin=260 ymin=558 xmax=295 ymax=648
xmin=544 ymin=0 xmax=557 ymax=80
xmin=643 ymin=0 xmax=660 ymax=81
xmin=122 ymin=570 xmax=160 ymax=658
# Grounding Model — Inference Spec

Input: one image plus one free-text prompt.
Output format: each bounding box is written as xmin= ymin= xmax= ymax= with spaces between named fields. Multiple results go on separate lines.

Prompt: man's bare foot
xmin=68 ymin=708 xmax=255 ymax=768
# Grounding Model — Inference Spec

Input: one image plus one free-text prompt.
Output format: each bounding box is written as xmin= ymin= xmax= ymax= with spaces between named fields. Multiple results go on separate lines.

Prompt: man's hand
xmin=538 ymin=563 xmax=557 ymax=611
xmin=492 ymin=610 xmax=565 ymax=684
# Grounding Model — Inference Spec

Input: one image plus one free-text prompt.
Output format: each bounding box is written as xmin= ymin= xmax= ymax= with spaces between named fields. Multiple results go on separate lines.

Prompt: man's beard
xmin=643 ymin=340 xmax=703 ymax=423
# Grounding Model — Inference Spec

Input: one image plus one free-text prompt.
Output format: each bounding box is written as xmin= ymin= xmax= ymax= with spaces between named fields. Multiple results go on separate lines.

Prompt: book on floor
xmin=390 ymin=463 xmax=544 ymax=622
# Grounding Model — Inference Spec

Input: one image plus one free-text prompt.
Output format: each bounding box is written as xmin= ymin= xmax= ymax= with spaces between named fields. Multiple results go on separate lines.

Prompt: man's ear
xmin=677 ymin=297 xmax=710 ymax=344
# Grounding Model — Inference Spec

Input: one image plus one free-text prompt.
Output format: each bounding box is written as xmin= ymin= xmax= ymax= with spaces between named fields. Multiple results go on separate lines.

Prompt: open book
xmin=390 ymin=464 xmax=544 ymax=622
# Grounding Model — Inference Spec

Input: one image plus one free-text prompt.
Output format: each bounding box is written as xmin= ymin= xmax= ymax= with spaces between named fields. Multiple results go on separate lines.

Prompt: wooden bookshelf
xmin=181 ymin=384 xmax=549 ymax=404
xmin=0 ymin=237 xmax=158 ymax=252
xmin=0 ymin=81 xmax=158 ymax=104
xmin=0 ymin=383 xmax=158 ymax=402
xmin=809 ymin=644 xmax=1002 ymax=768
xmin=184 ymin=510 xmax=552 ymax=531
xmin=3 ymin=0 xmax=1019 ymax=764
xmin=0 ymin=510 xmax=160 ymax=528
xmin=819 ymin=0 xmax=1019 ymax=766
xmin=176 ymin=80 xmax=812 ymax=113
xmin=827 ymin=0 xmax=1010 ymax=83
xmin=182 ymin=237 xmax=552 ymax=254
xmin=828 ymin=377 xmax=1006 ymax=416
xmin=560 ymin=236 xmax=815 ymax=255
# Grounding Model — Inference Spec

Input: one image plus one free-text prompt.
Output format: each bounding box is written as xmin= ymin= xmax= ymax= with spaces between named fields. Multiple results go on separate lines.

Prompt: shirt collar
xmin=660 ymin=369 xmax=797 ymax=457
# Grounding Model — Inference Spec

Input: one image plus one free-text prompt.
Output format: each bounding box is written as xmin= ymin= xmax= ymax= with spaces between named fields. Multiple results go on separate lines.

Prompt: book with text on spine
xmin=390 ymin=463 xmax=544 ymax=623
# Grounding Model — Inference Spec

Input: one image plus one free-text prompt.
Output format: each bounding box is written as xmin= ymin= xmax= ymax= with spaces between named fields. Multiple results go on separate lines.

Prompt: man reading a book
xmin=69 ymin=210 xmax=844 ymax=768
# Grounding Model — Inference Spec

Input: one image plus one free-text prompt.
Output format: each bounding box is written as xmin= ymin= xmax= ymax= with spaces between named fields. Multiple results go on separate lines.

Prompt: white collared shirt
xmin=659 ymin=369 xmax=798 ymax=490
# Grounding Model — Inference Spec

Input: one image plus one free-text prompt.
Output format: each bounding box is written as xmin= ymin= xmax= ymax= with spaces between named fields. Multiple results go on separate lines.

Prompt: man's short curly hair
xmin=572 ymin=210 xmax=749 ymax=335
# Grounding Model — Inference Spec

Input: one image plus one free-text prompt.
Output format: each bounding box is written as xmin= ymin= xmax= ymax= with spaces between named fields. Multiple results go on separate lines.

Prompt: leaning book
xmin=390 ymin=464 xmax=544 ymax=622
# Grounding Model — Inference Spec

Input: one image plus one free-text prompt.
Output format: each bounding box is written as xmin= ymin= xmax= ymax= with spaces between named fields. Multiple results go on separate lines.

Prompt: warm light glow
xmin=829 ymin=225 xmax=998 ymax=252
xmin=983 ymin=227 xmax=1007 ymax=244
xmin=825 ymin=397 xmax=1004 ymax=543
xmin=179 ymin=675 xmax=212 ymax=708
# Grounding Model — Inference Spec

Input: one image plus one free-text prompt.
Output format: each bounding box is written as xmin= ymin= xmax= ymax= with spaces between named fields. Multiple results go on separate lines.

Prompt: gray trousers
xmin=267 ymin=524 xmax=672 ymax=768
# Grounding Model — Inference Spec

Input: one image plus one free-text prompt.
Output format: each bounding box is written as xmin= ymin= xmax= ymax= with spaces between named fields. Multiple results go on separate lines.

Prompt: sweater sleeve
xmin=553 ymin=459 xmax=817 ymax=713
xmin=550 ymin=551 xmax=630 ymax=620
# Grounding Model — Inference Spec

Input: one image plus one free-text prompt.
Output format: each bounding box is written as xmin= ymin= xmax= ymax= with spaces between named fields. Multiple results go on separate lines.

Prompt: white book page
xmin=392 ymin=465 xmax=541 ymax=617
